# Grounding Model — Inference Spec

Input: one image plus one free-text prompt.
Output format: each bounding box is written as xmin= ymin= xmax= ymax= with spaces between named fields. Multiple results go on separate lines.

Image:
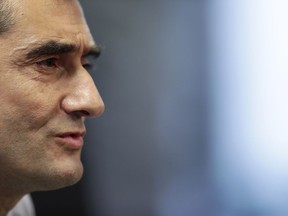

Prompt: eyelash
xmin=82 ymin=62 xmax=92 ymax=69
xmin=36 ymin=57 xmax=58 ymax=68
xmin=82 ymin=56 xmax=97 ymax=72
xmin=35 ymin=57 xmax=96 ymax=73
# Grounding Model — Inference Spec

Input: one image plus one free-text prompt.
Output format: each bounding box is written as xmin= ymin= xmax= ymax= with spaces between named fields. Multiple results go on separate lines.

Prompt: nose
xmin=61 ymin=68 xmax=105 ymax=118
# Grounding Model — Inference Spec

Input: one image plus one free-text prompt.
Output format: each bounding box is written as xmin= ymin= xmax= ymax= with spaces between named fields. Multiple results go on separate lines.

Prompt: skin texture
xmin=0 ymin=0 xmax=104 ymax=214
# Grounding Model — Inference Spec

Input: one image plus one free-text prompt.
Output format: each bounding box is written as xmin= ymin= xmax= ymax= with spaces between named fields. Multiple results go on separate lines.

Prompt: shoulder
xmin=8 ymin=194 xmax=36 ymax=216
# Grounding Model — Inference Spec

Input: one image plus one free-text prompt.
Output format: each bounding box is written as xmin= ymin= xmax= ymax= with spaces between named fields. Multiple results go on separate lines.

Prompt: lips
xmin=55 ymin=131 xmax=86 ymax=150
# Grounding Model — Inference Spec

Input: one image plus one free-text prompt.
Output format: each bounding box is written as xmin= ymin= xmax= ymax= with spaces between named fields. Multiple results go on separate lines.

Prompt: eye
xmin=83 ymin=62 xmax=93 ymax=70
xmin=82 ymin=55 xmax=97 ymax=71
xmin=36 ymin=57 xmax=58 ymax=68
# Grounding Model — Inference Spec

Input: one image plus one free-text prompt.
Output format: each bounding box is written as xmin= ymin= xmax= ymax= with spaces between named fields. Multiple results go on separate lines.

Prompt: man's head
xmin=0 ymin=0 xmax=104 ymax=195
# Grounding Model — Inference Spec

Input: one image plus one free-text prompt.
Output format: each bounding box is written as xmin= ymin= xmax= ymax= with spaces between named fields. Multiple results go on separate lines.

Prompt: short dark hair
xmin=0 ymin=1 xmax=16 ymax=34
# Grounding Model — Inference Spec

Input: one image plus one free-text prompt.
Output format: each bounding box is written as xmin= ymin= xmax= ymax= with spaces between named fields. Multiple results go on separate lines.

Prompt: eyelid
xmin=36 ymin=57 xmax=58 ymax=67
xmin=34 ymin=56 xmax=64 ymax=74
xmin=29 ymin=54 xmax=60 ymax=65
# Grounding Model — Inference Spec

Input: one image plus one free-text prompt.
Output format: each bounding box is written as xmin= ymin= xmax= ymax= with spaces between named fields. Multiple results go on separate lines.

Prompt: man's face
xmin=0 ymin=0 xmax=104 ymax=192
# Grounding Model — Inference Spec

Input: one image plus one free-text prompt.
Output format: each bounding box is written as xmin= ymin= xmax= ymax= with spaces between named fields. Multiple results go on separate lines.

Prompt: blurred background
xmin=32 ymin=0 xmax=288 ymax=216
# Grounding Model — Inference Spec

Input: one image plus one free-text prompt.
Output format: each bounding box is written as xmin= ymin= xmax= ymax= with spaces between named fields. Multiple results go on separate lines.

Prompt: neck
xmin=0 ymin=189 xmax=23 ymax=216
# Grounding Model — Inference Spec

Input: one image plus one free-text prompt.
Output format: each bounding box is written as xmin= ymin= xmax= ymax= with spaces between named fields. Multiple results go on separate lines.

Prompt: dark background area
xmin=31 ymin=182 xmax=85 ymax=216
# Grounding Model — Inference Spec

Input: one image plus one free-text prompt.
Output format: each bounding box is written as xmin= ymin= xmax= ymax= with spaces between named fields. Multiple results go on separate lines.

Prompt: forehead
xmin=22 ymin=0 xmax=84 ymax=21
xmin=10 ymin=0 xmax=95 ymax=50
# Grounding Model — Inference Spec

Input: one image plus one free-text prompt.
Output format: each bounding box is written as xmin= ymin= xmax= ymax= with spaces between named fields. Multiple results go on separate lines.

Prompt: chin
xmin=32 ymin=160 xmax=84 ymax=191
xmin=55 ymin=166 xmax=83 ymax=188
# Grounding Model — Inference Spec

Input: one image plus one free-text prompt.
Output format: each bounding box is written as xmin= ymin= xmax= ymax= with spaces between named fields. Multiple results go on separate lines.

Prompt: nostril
xmin=79 ymin=110 xmax=90 ymax=116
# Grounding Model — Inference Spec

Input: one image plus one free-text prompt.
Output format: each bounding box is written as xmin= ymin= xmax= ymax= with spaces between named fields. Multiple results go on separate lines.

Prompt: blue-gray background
xmin=33 ymin=1 xmax=288 ymax=216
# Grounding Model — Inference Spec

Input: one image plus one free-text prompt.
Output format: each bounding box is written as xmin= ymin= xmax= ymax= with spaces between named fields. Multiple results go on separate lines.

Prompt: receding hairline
xmin=0 ymin=0 xmax=87 ymax=36
xmin=0 ymin=0 xmax=20 ymax=35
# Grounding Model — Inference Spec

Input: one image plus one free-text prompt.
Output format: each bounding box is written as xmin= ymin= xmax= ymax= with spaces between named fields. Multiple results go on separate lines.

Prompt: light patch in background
xmin=208 ymin=0 xmax=288 ymax=215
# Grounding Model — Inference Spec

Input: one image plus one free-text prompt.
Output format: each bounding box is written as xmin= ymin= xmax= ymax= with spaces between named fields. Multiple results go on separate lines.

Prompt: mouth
xmin=55 ymin=131 xmax=86 ymax=150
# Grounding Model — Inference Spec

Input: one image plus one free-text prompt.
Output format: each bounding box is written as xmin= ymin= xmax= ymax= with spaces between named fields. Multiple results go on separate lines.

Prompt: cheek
xmin=0 ymin=85 xmax=59 ymax=133
xmin=0 ymin=100 xmax=49 ymax=146
xmin=0 ymin=94 xmax=57 ymax=166
xmin=0 ymin=110 xmax=44 ymax=170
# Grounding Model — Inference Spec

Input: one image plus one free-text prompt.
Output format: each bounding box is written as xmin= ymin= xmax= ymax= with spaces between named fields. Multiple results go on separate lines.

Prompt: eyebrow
xmin=83 ymin=45 xmax=101 ymax=58
xmin=26 ymin=40 xmax=101 ymax=59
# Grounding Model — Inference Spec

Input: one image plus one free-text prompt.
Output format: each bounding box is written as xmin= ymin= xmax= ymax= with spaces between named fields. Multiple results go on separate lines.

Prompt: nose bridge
xmin=62 ymin=68 xmax=104 ymax=117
